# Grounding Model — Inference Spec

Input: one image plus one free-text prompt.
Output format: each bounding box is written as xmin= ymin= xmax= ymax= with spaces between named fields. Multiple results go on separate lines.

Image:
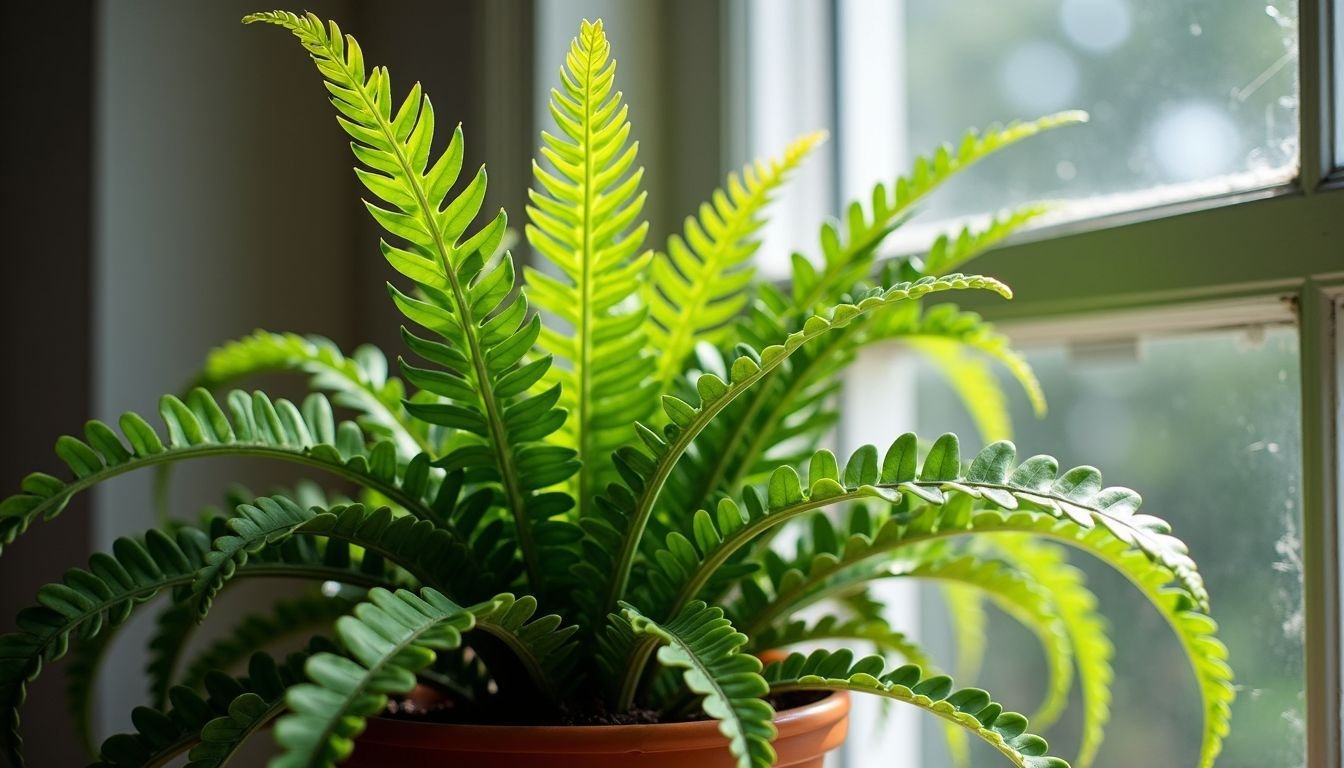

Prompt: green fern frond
xmin=525 ymin=18 xmax=657 ymax=509
xmin=621 ymin=436 xmax=1225 ymax=762
xmin=248 ymin=11 xmax=578 ymax=594
xmin=582 ymin=274 xmax=1013 ymax=620
xmin=622 ymin=602 xmax=776 ymax=768
xmin=646 ymin=132 xmax=826 ymax=390
xmin=0 ymin=528 xmax=211 ymax=766
xmin=196 ymin=331 xmax=425 ymax=456
xmin=190 ymin=498 xmax=481 ymax=617
xmin=674 ymin=286 xmax=1042 ymax=521
xmin=788 ymin=112 xmax=1087 ymax=320
xmin=91 ymin=647 xmax=317 ymax=768
xmin=0 ymin=388 xmax=452 ymax=554
xmin=643 ymin=437 xmax=1204 ymax=627
xmin=763 ymin=652 xmax=1068 ymax=768
xmin=990 ymin=537 xmax=1113 ymax=768
xmin=0 ymin=519 xmax=400 ymax=767
xmin=469 ymin=593 xmax=580 ymax=701
xmin=940 ymin=584 xmax=988 ymax=768
xmin=920 ymin=204 xmax=1053 ymax=277
xmin=269 ymin=587 xmax=479 ymax=768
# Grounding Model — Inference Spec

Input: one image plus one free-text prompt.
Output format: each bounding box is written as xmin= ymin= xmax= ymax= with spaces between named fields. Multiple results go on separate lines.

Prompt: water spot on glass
xmin=1056 ymin=160 xmax=1077 ymax=180
xmin=999 ymin=40 xmax=1079 ymax=113
xmin=1189 ymin=21 xmax=1203 ymax=36
xmin=1060 ymin=0 xmax=1133 ymax=53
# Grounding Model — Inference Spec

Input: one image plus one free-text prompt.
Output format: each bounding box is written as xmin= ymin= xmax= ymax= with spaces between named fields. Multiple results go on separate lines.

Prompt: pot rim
xmin=357 ymin=689 xmax=850 ymax=754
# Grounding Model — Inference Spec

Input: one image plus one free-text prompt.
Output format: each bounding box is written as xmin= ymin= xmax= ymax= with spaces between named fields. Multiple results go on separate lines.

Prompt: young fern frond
xmin=270 ymin=588 xmax=479 ymax=768
xmin=0 ymin=388 xmax=453 ymax=554
xmin=195 ymin=331 xmax=425 ymax=456
xmin=582 ymin=274 xmax=1013 ymax=620
xmin=92 ymin=648 xmax=318 ymax=768
xmin=525 ymin=19 xmax=657 ymax=509
xmin=248 ymin=11 xmax=579 ymax=595
xmin=763 ymin=652 xmax=1068 ymax=768
xmin=622 ymin=602 xmax=777 ymax=768
xmin=645 ymin=132 xmax=826 ymax=392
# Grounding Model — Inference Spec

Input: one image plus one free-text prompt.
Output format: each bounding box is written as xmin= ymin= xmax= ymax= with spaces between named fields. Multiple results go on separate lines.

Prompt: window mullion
xmin=1301 ymin=0 xmax=1330 ymax=190
xmin=1299 ymin=280 xmax=1342 ymax=768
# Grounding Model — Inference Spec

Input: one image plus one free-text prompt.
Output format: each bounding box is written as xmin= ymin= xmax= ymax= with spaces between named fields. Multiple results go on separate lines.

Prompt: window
xmin=732 ymin=0 xmax=1342 ymax=766
xmin=846 ymin=0 xmax=1300 ymax=231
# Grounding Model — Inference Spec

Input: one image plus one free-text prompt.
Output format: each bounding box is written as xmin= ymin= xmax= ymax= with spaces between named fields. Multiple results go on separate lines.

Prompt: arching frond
xmin=0 ymin=520 xmax=392 ymax=768
xmin=195 ymin=331 xmax=425 ymax=456
xmin=622 ymin=435 xmax=1226 ymax=763
xmin=763 ymin=652 xmax=1068 ymax=768
xmin=623 ymin=602 xmax=776 ymax=768
xmin=0 ymin=388 xmax=451 ymax=554
xmin=269 ymin=588 xmax=479 ymax=768
xmin=91 ymin=647 xmax=318 ymax=768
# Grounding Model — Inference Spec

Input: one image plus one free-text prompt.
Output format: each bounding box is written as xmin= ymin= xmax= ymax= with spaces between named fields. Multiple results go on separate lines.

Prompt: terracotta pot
xmin=346 ymin=690 xmax=850 ymax=767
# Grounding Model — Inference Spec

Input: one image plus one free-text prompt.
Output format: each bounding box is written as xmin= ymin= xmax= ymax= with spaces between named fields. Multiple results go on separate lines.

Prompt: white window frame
xmin=730 ymin=0 xmax=1343 ymax=765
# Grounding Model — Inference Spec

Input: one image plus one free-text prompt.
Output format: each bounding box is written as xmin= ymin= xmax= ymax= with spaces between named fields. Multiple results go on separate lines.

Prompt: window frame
xmin=729 ymin=0 xmax=1343 ymax=765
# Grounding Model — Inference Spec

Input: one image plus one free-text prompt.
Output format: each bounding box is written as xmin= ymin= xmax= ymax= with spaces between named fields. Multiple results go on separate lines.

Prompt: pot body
xmin=347 ymin=690 xmax=849 ymax=768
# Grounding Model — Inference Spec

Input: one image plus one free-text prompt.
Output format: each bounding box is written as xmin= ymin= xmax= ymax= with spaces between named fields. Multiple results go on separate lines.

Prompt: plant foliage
xmin=0 ymin=9 xmax=1231 ymax=768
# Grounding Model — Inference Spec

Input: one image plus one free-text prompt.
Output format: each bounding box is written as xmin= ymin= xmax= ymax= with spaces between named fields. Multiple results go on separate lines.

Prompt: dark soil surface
xmin=384 ymin=688 xmax=828 ymax=726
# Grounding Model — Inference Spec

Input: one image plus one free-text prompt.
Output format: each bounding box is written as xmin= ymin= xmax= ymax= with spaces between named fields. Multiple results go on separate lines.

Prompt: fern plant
xmin=0 ymin=11 xmax=1234 ymax=768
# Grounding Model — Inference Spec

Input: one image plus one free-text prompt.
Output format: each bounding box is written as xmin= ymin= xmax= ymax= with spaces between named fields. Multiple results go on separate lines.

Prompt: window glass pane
xmin=848 ymin=1 xmax=1300 ymax=240
xmin=910 ymin=327 xmax=1304 ymax=766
